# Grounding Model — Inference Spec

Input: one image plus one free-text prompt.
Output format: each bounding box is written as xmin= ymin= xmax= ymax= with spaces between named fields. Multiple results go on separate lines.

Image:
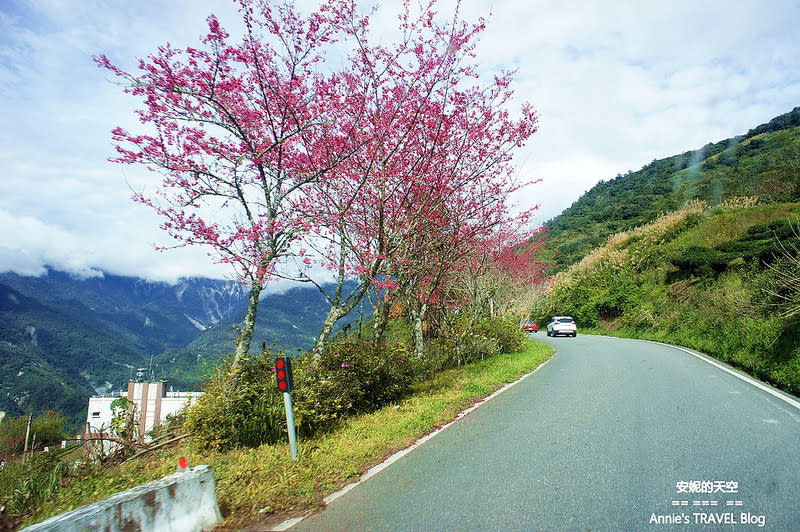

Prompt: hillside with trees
xmin=530 ymin=105 xmax=800 ymax=397
xmin=542 ymin=106 xmax=800 ymax=269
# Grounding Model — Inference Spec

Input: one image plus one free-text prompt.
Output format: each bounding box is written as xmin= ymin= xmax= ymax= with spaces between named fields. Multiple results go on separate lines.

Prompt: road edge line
xmin=271 ymin=356 xmax=553 ymax=531
xmin=638 ymin=338 xmax=800 ymax=411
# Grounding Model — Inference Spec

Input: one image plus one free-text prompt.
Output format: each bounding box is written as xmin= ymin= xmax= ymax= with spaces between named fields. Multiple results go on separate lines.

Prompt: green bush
xmin=422 ymin=333 xmax=499 ymax=371
xmin=419 ymin=314 xmax=525 ymax=373
xmin=32 ymin=411 xmax=65 ymax=448
xmin=293 ymin=337 xmax=414 ymax=433
xmin=422 ymin=336 xmax=459 ymax=372
xmin=476 ymin=315 xmax=528 ymax=353
xmin=0 ymin=411 xmax=64 ymax=456
xmin=0 ymin=416 xmax=28 ymax=455
xmin=184 ymin=313 xmax=533 ymax=450
xmin=460 ymin=333 xmax=501 ymax=361
xmin=669 ymin=246 xmax=730 ymax=279
xmin=769 ymin=348 xmax=800 ymax=394
xmin=186 ymin=339 xmax=417 ymax=449
xmin=185 ymin=353 xmax=285 ymax=451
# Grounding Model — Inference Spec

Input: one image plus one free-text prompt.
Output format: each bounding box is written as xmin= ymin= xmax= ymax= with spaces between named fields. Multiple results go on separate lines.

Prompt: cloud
xmin=0 ymin=209 xmax=100 ymax=278
xmin=1 ymin=0 xmax=799 ymax=281
xmin=484 ymin=0 xmax=800 ymax=222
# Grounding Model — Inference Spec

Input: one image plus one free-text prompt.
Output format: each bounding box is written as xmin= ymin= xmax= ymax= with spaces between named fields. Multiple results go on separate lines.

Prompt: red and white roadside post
xmin=275 ymin=356 xmax=298 ymax=460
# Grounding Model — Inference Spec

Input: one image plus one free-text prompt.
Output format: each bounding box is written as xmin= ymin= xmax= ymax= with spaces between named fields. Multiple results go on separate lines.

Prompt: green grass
xmin=669 ymin=202 xmax=800 ymax=250
xmin=23 ymin=339 xmax=552 ymax=529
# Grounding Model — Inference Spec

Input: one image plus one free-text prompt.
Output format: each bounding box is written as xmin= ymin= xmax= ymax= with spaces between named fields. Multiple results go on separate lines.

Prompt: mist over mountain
xmin=541 ymin=105 xmax=800 ymax=269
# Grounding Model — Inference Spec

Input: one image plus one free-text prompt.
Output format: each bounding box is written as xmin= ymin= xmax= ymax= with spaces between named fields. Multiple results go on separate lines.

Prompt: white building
xmin=86 ymin=380 xmax=202 ymax=445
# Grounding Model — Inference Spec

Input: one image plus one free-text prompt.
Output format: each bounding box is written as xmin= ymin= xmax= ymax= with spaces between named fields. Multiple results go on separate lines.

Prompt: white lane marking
xmin=271 ymin=516 xmax=305 ymax=531
xmin=639 ymin=339 xmax=800 ymax=412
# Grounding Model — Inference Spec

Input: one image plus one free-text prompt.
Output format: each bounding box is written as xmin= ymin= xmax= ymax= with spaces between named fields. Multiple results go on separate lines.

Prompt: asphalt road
xmin=288 ymin=334 xmax=800 ymax=531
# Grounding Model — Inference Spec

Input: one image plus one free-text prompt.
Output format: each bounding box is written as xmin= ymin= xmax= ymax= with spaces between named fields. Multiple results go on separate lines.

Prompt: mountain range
xmin=0 ymin=270 xmax=357 ymax=430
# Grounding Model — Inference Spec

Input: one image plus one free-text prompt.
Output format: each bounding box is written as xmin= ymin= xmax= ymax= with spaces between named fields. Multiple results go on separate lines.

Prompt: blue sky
xmin=1 ymin=0 xmax=799 ymax=283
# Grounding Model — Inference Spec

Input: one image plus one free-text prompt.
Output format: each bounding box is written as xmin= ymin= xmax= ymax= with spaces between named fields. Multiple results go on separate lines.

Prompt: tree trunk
xmin=408 ymin=302 xmax=427 ymax=358
xmin=313 ymin=277 xmax=373 ymax=354
xmin=315 ymin=307 xmax=344 ymax=353
xmin=233 ymin=280 xmax=262 ymax=371
xmin=371 ymin=299 xmax=390 ymax=345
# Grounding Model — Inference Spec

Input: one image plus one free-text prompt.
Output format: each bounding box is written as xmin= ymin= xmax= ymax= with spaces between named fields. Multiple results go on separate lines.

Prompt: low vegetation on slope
xmin=19 ymin=340 xmax=552 ymax=529
xmin=533 ymin=199 xmax=800 ymax=394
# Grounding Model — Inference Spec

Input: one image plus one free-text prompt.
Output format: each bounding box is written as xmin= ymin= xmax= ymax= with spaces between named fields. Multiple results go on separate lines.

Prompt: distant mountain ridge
xmin=0 ymin=269 xmax=250 ymax=357
xmin=0 ymin=269 xmax=354 ymax=430
xmin=0 ymin=269 xmax=251 ymax=428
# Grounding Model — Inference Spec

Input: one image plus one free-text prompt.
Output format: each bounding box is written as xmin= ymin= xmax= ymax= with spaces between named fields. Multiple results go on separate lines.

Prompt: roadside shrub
xmin=30 ymin=412 xmax=65 ymax=448
xmin=186 ymin=339 xmax=417 ymax=448
xmin=185 ymin=352 xmax=285 ymax=451
xmin=0 ymin=416 xmax=28 ymax=455
xmin=476 ymin=315 xmax=527 ymax=353
xmin=423 ymin=332 xmax=500 ymax=371
xmin=0 ymin=411 xmax=65 ymax=456
xmin=293 ymin=337 xmax=414 ymax=433
xmin=0 ymin=451 xmax=68 ymax=528
xmin=668 ymin=246 xmax=729 ymax=280
xmin=422 ymin=336 xmax=459 ymax=373
xmin=768 ymin=348 xmax=800 ymax=394
xmin=460 ymin=333 xmax=501 ymax=361
xmin=419 ymin=313 xmax=524 ymax=373
xmin=185 ymin=314 xmax=527 ymax=449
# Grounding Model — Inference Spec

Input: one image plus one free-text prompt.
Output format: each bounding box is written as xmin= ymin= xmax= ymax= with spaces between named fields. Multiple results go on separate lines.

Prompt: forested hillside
xmin=532 ymin=106 xmax=800 ymax=395
xmin=543 ymin=106 xmax=800 ymax=269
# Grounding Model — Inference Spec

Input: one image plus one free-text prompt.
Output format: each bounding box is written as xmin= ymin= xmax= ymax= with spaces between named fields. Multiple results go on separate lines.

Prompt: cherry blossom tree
xmin=417 ymin=221 xmax=549 ymax=360
xmin=296 ymin=0 xmax=539 ymax=353
xmin=457 ymin=223 xmax=550 ymax=319
xmin=98 ymin=0 xmax=539 ymax=363
xmin=96 ymin=0 xmax=367 ymax=367
xmin=391 ymin=187 xmax=543 ymax=356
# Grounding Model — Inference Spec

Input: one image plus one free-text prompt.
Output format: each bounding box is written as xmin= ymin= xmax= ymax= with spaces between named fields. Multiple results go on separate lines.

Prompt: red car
xmin=522 ymin=320 xmax=538 ymax=333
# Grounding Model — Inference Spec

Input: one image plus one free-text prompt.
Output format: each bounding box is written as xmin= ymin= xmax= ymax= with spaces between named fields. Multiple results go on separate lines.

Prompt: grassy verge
xmin=23 ymin=339 xmax=552 ymax=529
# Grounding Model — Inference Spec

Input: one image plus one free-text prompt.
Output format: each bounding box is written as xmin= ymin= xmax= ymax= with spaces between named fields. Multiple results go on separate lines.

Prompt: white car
xmin=546 ymin=316 xmax=577 ymax=337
